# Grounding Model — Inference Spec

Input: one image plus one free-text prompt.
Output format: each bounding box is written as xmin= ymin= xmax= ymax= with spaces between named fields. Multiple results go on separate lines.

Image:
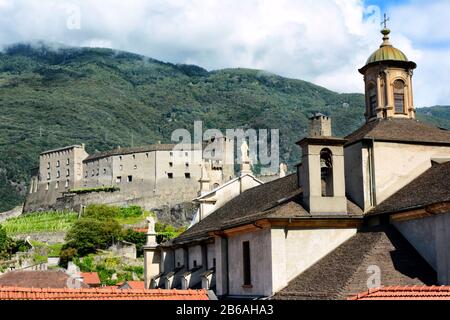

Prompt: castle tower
xmin=308 ymin=113 xmax=332 ymax=137
xmin=297 ymin=115 xmax=347 ymax=214
xmin=199 ymin=162 xmax=211 ymax=195
xmin=359 ymin=24 xmax=417 ymax=122
xmin=240 ymin=140 xmax=252 ymax=175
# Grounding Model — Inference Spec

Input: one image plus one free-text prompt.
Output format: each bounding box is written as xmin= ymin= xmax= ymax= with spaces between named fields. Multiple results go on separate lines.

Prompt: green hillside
xmin=0 ymin=43 xmax=448 ymax=211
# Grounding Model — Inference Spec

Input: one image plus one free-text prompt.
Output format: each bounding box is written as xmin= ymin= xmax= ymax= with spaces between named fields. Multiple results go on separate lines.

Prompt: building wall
xmin=24 ymin=145 xmax=88 ymax=212
xmin=373 ymin=142 xmax=450 ymax=205
xmin=227 ymin=228 xmax=273 ymax=297
xmin=393 ymin=213 xmax=450 ymax=284
xmin=24 ymin=144 xmax=232 ymax=213
xmin=344 ymin=142 xmax=366 ymax=210
xmin=271 ymin=227 xmax=357 ymax=293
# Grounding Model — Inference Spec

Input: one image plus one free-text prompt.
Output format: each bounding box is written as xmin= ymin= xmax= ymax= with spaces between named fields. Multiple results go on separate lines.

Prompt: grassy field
xmin=1 ymin=211 xmax=78 ymax=235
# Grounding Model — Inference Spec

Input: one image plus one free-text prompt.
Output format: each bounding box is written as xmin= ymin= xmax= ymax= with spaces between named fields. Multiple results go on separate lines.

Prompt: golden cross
xmin=381 ymin=13 xmax=390 ymax=29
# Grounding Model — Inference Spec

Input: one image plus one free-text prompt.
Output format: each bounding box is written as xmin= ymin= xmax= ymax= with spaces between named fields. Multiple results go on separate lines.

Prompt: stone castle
xmin=24 ymin=137 xmax=235 ymax=216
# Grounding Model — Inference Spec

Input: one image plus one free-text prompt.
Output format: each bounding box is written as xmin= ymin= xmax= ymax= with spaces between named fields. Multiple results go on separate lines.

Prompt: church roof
xmin=345 ymin=118 xmax=450 ymax=146
xmin=272 ymin=225 xmax=437 ymax=300
xmin=174 ymin=174 xmax=363 ymax=244
xmin=369 ymin=161 xmax=450 ymax=215
xmin=360 ymin=28 xmax=416 ymax=73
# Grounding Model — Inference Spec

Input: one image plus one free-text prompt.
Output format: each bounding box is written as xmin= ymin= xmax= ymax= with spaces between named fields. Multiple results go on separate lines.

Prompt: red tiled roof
xmin=0 ymin=287 xmax=210 ymax=300
xmin=81 ymin=272 xmax=101 ymax=285
xmin=0 ymin=270 xmax=89 ymax=289
xmin=133 ymin=228 xmax=147 ymax=233
xmin=349 ymin=286 xmax=450 ymax=300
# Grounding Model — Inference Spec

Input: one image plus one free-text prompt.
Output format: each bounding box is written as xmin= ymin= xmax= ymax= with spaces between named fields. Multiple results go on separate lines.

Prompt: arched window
xmin=394 ymin=80 xmax=405 ymax=114
xmin=367 ymin=83 xmax=377 ymax=117
xmin=320 ymin=149 xmax=334 ymax=197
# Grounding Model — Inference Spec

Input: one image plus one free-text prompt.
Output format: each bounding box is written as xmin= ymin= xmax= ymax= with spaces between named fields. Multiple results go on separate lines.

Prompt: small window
xmin=66 ymin=159 xmax=70 ymax=165
xmin=185 ymin=163 xmax=189 ymax=168
xmin=169 ymin=162 xmax=173 ymax=167
xmin=170 ymin=152 xmax=173 ymax=157
xmin=193 ymin=260 xmax=197 ymax=268
xmin=92 ymin=170 xmax=95 ymax=177
xmin=394 ymin=80 xmax=405 ymax=114
xmin=168 ymin=173 xmax=173 ymax=179
xmin=146 ymin=153 xmax=149 ymax=158
xmin=185 ymin=152 xmax=188 ymax=157
xmin=66 ymin=169 xmax=70 ymax=177
xmin=177 ymin=262 xmax=181 ymax=267
xmin=47 ymin=173 xmax=51 ymax=180
xmin=213 ymin=258 xmax=216 ymax=268
xmin=243 ymin=241 xmax=251 ymax=286
xmin=65 ymin=180 xmax=69 ymax=188
xmin=46 ymin=183 xmax=49 ymax=191
xmin=47 ymin=162 xmax=51 ymax=169
xmin=132 ymin=154 xmax=136 ymax=160
xmin=85 ymin=171 xmax=88 ymax=178
xmin=120 ymin=165 xmax=123 ymax=171
xmin=55 ymin=181 xmax=59 ymax=189
xmin=185 ymin=173 xmax=191 ymax=179
xmin=320 ymin=149 xmax=334 ymax=197
xmin=116 ymin=176 xmax=122 ymax=183
xmin=103 ymin=169 xmax=107 ymax=175
xmin=56 ymin=171 xmax=61 ymax=178
xmin=96 ymin=169 xmax=99 ymax=176
xmin=134 ymin=165 xmax=137 ymax=170
xmin=128 ymin=175 xmax=133 ymax=183
xmin=56 ymin=160 xmax=60 ymax=168
xmin=119 ymin=156 xmax=123 ymax=161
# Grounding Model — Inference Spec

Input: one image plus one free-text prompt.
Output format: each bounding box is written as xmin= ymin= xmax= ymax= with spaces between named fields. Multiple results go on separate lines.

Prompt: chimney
xmin=308 ymin=113 xmax=332 ymax=137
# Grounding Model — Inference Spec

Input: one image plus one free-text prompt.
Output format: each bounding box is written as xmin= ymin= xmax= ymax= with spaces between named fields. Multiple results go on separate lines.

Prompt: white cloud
xmin=0 ymin=0 xmax=448 ymax=107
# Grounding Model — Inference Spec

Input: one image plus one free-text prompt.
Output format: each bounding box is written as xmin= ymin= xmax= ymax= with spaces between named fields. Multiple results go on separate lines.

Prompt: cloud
xmin=0 ymin=0 xmax=448 ymax=107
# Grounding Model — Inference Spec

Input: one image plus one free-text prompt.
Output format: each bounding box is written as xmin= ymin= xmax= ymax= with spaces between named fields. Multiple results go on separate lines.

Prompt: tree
xmin=121 ymin=229 xmax=147 ymax=257
xmin=0 ymin=225 xmax=8 ymax=254
xmin=64 ymin=218 xmax=122 ymax=256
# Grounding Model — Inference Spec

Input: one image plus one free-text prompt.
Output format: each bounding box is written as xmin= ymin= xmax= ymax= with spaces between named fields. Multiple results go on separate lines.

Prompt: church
xmin=143 ymin=26 xmax=450 ymax=299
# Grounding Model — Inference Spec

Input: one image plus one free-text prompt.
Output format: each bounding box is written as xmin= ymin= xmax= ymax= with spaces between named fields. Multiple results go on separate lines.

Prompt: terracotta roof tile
xmin=81 ymin=272 xmax=101 ymax=285
xmin=119 ymin=281 xmax=145 ymax=290
xmin=0 ymin=270 xmax=89 ymax=289
xmin=349 ymin=286 xmax=450 ymax=300
xmin=0 ymin=287 xmax=209 ymax=300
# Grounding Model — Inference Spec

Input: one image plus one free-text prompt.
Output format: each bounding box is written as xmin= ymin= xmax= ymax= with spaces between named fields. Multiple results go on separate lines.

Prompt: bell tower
xmin=359 ymin=20 xmax=417 ymax=122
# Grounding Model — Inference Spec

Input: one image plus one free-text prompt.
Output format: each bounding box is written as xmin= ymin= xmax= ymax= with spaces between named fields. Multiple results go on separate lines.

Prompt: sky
xmin=0 ymin=0 xmax=448 ymax=107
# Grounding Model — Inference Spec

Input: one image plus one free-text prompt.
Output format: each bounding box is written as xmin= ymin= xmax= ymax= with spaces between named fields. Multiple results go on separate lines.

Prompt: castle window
xmin=119 ymin=156 xmax=123 ymax=161
xmin=394 ymin=80 xmax=405 ymax=114
xmin=170 ymin=152 xmax=173 ymax=157
xmin=56 ymin=171 xmax=61 ymax=178
xmin=96 ymin=169 xmax=99 ymax=176
xmin=47 ymin=172 xmax=51 ymax=180
xmin=66 ymin=159 xmax=70 ymax=165
xmin=242 ymin=241 xmax=252 ymax=286
xmin=185 ymin=163 xmax=189 ymax=168
xmin=134 ymin=165 xmax=137 ymax=170
xmin=46 ymin=183 xmax=49 ymax=191
xmin=116 ymin=176 xmax=122 ymax=183
xmin=85 ymin=171 xmax=88 ymax=178
xmin=132 ymin=154 xmax=136 ymax=160
xmin=169 ymin=162 xmax=173 ymax=167
xmin=127 ymin=175 xmax=133 ymax=182
xmin=368 ymin=83 xmax=377 ymax=117
xmin=120 ymin=165 xmax=123 ymax=171
xmin=103 ymin=169 xmax=107 ymax=175
xmin=56 ymin=160 xmax=60 ymax=168
xmin=146 ymin=153 xmax=149 ymax=158
xmin=47 ymin=162 xmax=50 ymax=169
xmin=55 ymin=181 xmax=59 ymax=189
xmin=65 ymin=180 xmax=69 ymax=188
xmin=185 ymin=173 xmax=191 ymax=179
xmin=213 ymin=258 xmax=216 ymax=268
xmin=320 ymin=148 xmax=334 ymax=197
xmin=66 ymin=169 xmax=70 ymax=177
xmin=168 ymin=173 xmax=173 ymax=179
xmin=193 ymin=260 xmax=197 ymax=268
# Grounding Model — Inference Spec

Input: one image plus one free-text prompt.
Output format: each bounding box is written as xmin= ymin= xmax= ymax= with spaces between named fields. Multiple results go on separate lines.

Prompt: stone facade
xmin=24 ymin=141 xmax=235 ymax=214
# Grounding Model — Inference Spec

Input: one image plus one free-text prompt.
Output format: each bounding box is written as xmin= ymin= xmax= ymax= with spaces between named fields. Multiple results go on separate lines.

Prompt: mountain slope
xmin=0 ymin=43 xmax=448 ymax=211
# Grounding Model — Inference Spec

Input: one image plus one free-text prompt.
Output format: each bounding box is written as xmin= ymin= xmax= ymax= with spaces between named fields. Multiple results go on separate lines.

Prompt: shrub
xmin=65 ymin=218 xmax=122 ymax=256
xmin=59 ymin=247 xmax=78 ymax=268
xmin=83 ymin=204 xmax=120 ymax=221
